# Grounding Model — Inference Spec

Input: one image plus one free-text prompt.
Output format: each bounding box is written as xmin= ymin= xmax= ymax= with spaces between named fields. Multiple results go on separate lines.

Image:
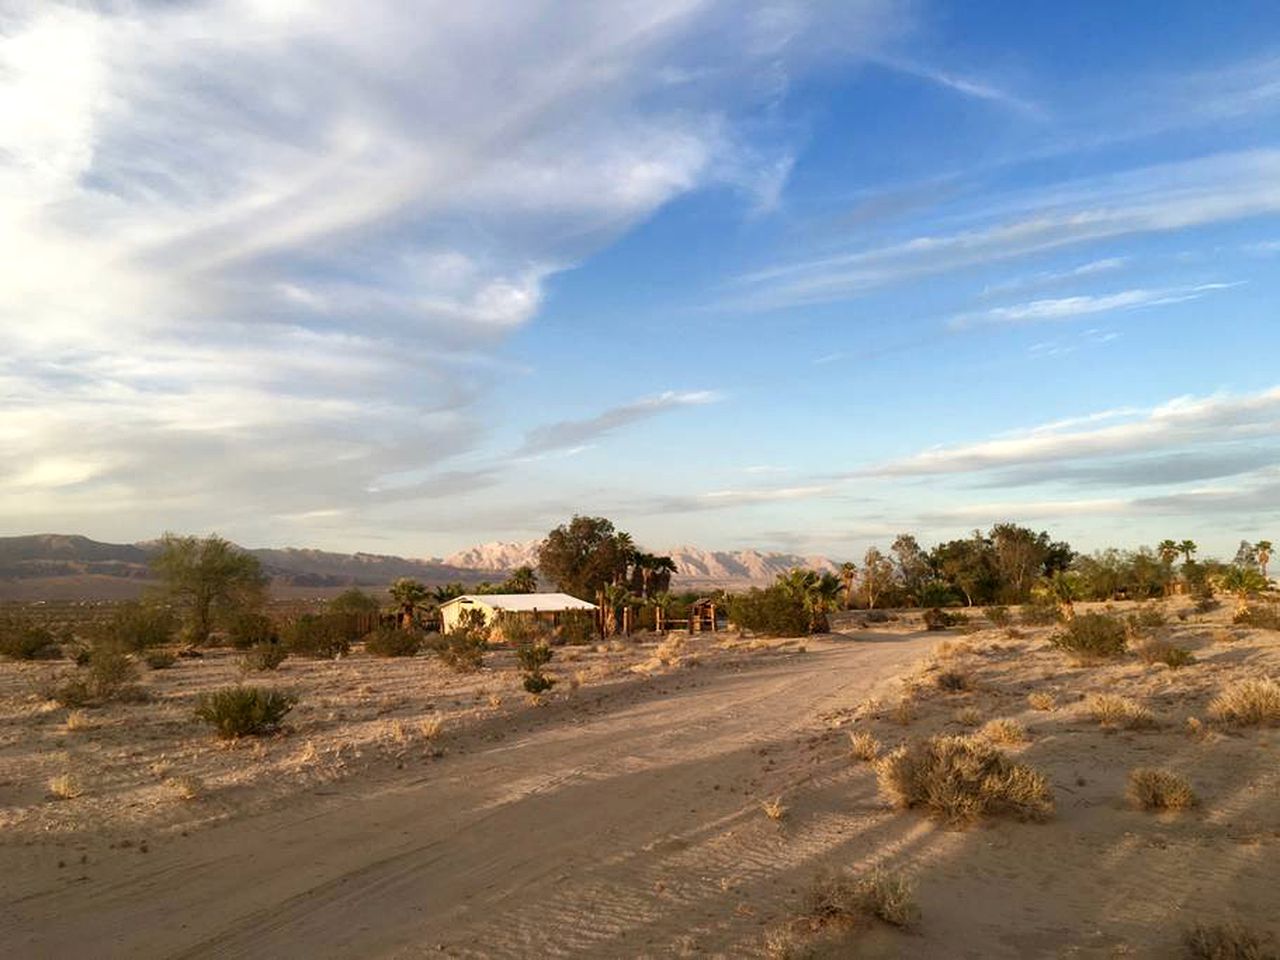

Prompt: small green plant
xmin=435 ymin=609 xmax=488 ymax=672
xmin=516 ymin=639 xmax=555 ymax=693
xmin=1127 ymin=768 xmax=1197 ymax=811
xmin=241 ymin=640 xmax=287 ymax=671
xmin=1050 ymin=613 xmax=1127 ymax=660
xmin=100 ymin=601 xmax=176 ymax=651
xmin=364 ymin=627 xmax=423 ymax=658
xmin=876 ymin=734 xmax=1053 ymax=824
xmin=194 ymin=686 xmax=296 ymax=738
xmin=1183 ymin=922 xmax=1277 ymax=960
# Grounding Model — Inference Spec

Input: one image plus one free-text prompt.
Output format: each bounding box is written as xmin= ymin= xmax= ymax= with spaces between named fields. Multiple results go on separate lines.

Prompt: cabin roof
xmin=439 ymin=592 xmax=597 ymax=612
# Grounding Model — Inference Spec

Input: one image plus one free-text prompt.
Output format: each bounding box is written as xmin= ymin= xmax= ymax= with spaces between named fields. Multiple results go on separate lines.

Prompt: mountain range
xmin=0 ymin=534 xmax=836 ymax=600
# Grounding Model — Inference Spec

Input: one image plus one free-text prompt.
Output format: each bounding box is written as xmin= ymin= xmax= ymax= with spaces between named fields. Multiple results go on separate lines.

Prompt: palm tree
xmin=1256 ymin=540 xmax=1273 ymax=580
xmin=838 ymin=561 xmax=857 ymax=610
xmin=1157 ymin=540 xmax=1180 ymax=567
xmin=613 ymin=532 xmax=636 ymax=586
xmin=1178 ymin=540 xmax=1198 ymax=564
xmin=389 ymin=578 xmax=431 ymax=631
xmin=503 ymin=565 xmax=538 ymax=594
xmin=1220 ymin=566 xmax=1268 ymax=614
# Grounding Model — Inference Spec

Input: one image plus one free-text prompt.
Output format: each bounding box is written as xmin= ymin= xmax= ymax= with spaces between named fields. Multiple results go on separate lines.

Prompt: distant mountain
xmin=444 ymin=539 xmax=837 ymax=587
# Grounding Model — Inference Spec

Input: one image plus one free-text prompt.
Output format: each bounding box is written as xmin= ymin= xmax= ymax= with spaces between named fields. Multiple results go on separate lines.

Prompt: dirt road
xmin=2 ymin=633 xmax=933 ymax=959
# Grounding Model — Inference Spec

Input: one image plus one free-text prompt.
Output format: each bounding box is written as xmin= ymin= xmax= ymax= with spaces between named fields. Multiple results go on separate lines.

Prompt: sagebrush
xmin=195 ymin=686 xmax=296 ymax=738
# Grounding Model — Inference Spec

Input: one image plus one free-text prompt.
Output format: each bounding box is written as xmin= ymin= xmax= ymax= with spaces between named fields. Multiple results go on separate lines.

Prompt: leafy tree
xmin=537 ymin=515 xmax=630 ymax=601
xmin=860 ymin=547 xmax=895 ymax=610
xmin=777 ymin=568 xmax=842 ymax=631
xmin=329 ymin=588 xmax=381 ymax=616
xmin=151 ymin=533 xmax=267 ymax=645
xmin=930 ymin=535 xmax=997 ymax=607
xmin=432 ymin=582 xmax=466 ymax=603
xmin=989 ymin=523 xmax=1051 ymax=602
xmin=890 ymin=534 xmax=930 ymax=604
xmin=1220 ymin=565 xmax=1268 ymax=613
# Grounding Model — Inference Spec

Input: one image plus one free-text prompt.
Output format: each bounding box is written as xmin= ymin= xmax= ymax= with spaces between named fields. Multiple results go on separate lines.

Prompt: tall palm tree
xmin=1157 ymin=540 xmax=1180 ymax=567
xmin=1256 ymin=540 xmax=1273 ymax=580
xmin=389 ymin=578 xmax=431 ymax=631
xmin=1177 ymin=540 xmax=1198 ymax=564
xmin=503 ymin=565 xmax=538 ymax=594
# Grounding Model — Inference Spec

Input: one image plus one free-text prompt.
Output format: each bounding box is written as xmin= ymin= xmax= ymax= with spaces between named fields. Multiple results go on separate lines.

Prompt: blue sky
xmin=2 ymin=1 xmax=1278 ymax=560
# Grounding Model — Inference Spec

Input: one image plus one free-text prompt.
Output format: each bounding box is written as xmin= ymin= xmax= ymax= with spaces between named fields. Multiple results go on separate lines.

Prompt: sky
xmin=2 ymin=0 xmax=1279 ymax=561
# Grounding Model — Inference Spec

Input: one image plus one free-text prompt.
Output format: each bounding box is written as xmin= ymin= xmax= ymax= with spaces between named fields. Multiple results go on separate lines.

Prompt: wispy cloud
xmin=874 ymin=56 xmax=1043 ymax=117
xmin=516 ymin=390 xmax=721 ymax=456
xmin=948 ymin=282 xmax=1238 ymax=329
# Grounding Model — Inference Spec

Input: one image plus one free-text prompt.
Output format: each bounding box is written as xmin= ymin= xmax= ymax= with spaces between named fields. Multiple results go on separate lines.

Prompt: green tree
xmin=388 ymin=578 xmax=430 ymax=630
xmin=860 ymin=547 xmax=895 ymax=610
xmin=151 ymin=533 xmax=267 ymax=645
xmin=1220 ymin=566 xmax=1268 ymax=613
xmin=1157 ymin=539 xmax=1180 ymax=568
xmin=328 ymin=588 xmax=381 ymax=616
xmin=501 ymin=565 xmax=538 ymax=594
xmin=537 ymin=516 xmax=630 ymax=601
xmin=930 ymin=534 xmax=996 ymax=607
xmin=989 ymin=523 xmax=1051 ymax=602
xmin=890 ymin=533 xmax=930 ymax=605
xmin=1178 ymin=539 xmax=1198 ymax=564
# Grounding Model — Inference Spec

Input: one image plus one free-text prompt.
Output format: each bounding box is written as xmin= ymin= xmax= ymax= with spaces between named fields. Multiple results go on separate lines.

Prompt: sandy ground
xmin=1 ymin=603 xmax=1277 ymax=958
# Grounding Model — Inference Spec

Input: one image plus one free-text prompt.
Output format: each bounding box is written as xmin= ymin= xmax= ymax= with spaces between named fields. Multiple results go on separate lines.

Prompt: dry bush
xmin=419 ymin=715 xmax=444 ymax=741
xmin=1212 ymin=628 xmax=1239 ymax=645
xmin=935 ymin=670 xmax=970 ymax=692
xmin=1127 ymin=768 xmax=1197 ymax=811
xmin=1087 ymin=693 xmax=1157 ymax=729
xmin=892 ymin=697 xmax=917 ymax=726
xmin=761 ymin=798 xmax=788 ymax=821
xmin=932 ymin=639 xmax=972 ymax=660
xmin=1027 ymin=692 xmax=1055 ymax=711
xmin=52 ymin=644 xmax=146 ymax=707
xmin=1208 ymin=679 xmax=1280 ymax=727
xmin=980 ymin=718 xmax=1027 ymax=744
xmin=656 ymin=635 xmax=685 ymax=665
xmin=849 ymin=730 xmax=881 ymax=761
xmin=364 ymin=627 xmax=423 ymax=658
xmin=984 ymin=605 xmax=1012 ymax=627
xmin=802 ymin=868 xmax=920 ymax=929
xmin=1233 ymin=604 xmax=1280 ymax=631
xmin=876 ymin=735 xmax=1053 ymax=824
xmin=1135 ymin=638 xmax=1196 ymax=669
xmin=241 ymin=641 xmax=287 ymax=672
xmin=64 ymin=709 xmax=94 ymax=732
xmin=165 ymin=775 xmax=203 ymax=800
xmin=1184 ymin=922 xmax=1278 ymax=960
xmin=48 ymin=774 xmax=83 ymax=800
xmin=1050 ymin=613 xmax=1127 ymax=660
xmin=1185 ymin=717 xmax=1206 ymax=739
xmin=954 ymin=706 xmax=982 ymax=727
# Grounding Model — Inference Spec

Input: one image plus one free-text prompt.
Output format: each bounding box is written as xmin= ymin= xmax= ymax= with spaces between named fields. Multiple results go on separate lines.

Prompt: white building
xmin=438 ymin=592 xmax=597 ymax=634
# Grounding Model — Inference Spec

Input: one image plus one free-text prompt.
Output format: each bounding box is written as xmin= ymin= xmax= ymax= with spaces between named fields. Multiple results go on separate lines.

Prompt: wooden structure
xmin=655 ymin=599 xmax=719 ymax=633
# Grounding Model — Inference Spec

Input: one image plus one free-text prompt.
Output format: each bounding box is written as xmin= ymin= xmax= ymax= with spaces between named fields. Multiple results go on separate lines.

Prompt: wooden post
xmin=656 ymin=606 xmax=664 ymax=632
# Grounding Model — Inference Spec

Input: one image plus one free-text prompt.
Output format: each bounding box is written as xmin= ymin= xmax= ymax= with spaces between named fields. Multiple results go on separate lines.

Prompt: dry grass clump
xmin=1127 ymin=768 xmax=1197 ymax=811
xmin=849 ymin=730 xmax=881 ymax=761
xmin=954 ymin=706 xmax=982 ymax=727
xmin=164 ymin=775 xmax=203 ymax=801
xmin=1208 ymin=678 xmax=1280 ymax=727
xmin=1027 ymin=692 xmax=1055 ymax=711
xmin=876 ymin=735 xmax=1053 ymax=825
xmin=1087 ymin=693 xmax=1157 ymax=729
xmin=935 ymin=669 xmax=970 ymax=692
xmin=655 ymin=635 xmax=685 ymax=665
xmin=802 ymin=868 xmax=920 ymax=929
xmin=761 ymin=798 xmax=788 ymax=822
xmin=419 ymin=715 xmax=444 ymax=740
xmin=1183 ymin=922 xmax=1278 ymax=959
xmin=892 ymin=697 xmax=917 ymax=726
xmin=932 ymin=638 xmax=973 ymax=660
xmin=979 ymin=718 xmax=1027 ymax=744
xmin=64 ymin=709 xmax=94 ymax=732
xmin=48 ymin=774 xmax=83 ymax=800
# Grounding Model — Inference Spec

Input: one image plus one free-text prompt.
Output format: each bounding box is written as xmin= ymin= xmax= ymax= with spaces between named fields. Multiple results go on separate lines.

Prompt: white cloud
xmin=948 ymin=282 xmax=1238 ymax=329
xmin=517 ymin=390 xmax=722 ymax=456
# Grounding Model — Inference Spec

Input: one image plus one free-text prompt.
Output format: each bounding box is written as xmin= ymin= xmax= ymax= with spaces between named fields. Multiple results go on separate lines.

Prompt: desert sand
xmin=1 ymin=602 xmax=1277 ymax=958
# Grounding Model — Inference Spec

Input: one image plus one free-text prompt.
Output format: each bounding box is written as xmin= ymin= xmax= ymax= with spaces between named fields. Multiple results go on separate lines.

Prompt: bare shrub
xmin=876 ymin=735 xmax=1053 ymax=824
xmin=195 ymin=686 xmax=296 ymax=739
xmin=979 ymin=718 xmax=1027 ymax=744
xmin=241 ymin=640 xmax=287 ymax=672
xmin=1233 ymin=605 xmax=1280 ymax=631
xmin=1050 ymin=613 xmax=1127 ymax=660
xmin=1087 ymin=693 xmax=1157 ymax=729
xmin=892 ymin=697 xmax=916 ymax=726
xmin=1208 ymin=679 xmax=1280 ymax=727
xmin=849 ymin=730 xmax=880 ymax=761
xmin=761 ymin=798 xmax=788 ymax=821
xmin=1183 ymin=922 xmax=1278 ymax=960
xmin=419 ymin=715 xmax=443 ymax=741
xmin=954 ymin=706 xmax=982 ymax=727
xmin=1127 ymin=768 xmax=1197 ymax=811
xmin=802 ymin=868 xmax=920 ymax=929
xmin=984 ymin=605 xmax=1011 ymax=627
xmin=48 ymin=774 xmax=83 ymax=800
xmin=1027 ymin=692 xmax=1055 ymax=711
xmin=1136 ymin=639 xmax=1196 ymax=668
xmin=165 ymin=775 xmax=203 ymax=800
xmin=935 ymin=670 xmax=970 ymax=692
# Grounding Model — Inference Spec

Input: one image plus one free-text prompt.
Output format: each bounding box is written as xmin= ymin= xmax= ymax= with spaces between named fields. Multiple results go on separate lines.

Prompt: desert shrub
xmin=935 ymin=670 xmax=970 ymax=692
xmin=849 ymin=730 xmax=880 ymax=761
xmin=327 ymin=588 xmax=381 ymax=616
xmin=144 ymin=650 xmax=177 ymax=670
xmin=1136 ymin=639 xmax=1196 ymax=668
xmin=0 ymin=621 xmax=61 ymax=660
xmin=1208 ymin=679 xmax=1280 ymax=727
xmin=1194 ymin=595 xmax=1221 ymax=615
xmin=1020 ymin=598 xmax=1063 ymax=626
xmin=516 ymin=639 xmax=556 ymax=694
xmin=727 ymin=587 xmax=810 ymax=637
xmin=194 ymin=686 xmax=296 ymax=738
xmin=954 ymin=706 xmax=982 ymax=727
xmin=227 ymin=611 xmax=279 ymax=650
xmin=364 ymin=627 xmax=423 ymax=658
xmin=918 ymin=580 xmax=958 ymax=608
xmin=1127 ymin=768 xmax=1197 ymax=811
xmin=1087 ymin=693 xmax=1157 ymax=729
xmin=555 ymin=611 xmax=596 ymax=646
xmin=1183 ymin=922 xmax=1278 ymax=960
xmin=1127 ymin=604 xmax=1167 ymax=630
xmin=876 ymin=735 xmax=1053 ymax=824
xmin=101 ymin=601 xmax=175 ymax=651
xmin=492 ymin=612 xmax=550 ymax=646
xmin=1027 ymin=692 xmax=1055 ymax=711
xmin=924 ymin=608 xmax=968 ymax=631
xmin=284 ymin=613 xmax=352 ymax=659
xmin=862 ymin=610 xmax=893 ymax=624
xmin=53 ymin=643 xmax=144 ymax=706
xmin=802 ymin=868 xmax=920 ymax=929
xmin=980 ymin=718 xmax=1027 ymax=744
xmin=984 ymin=605 xmax=1012 ymax=627
xmin=435 ymin=609 xmax=488 ymax=672
xmin=1050 ymin=613 xmax=1127 ymax=660
xmin=1233 ymin=604 xmax=1280 ymax=630
xmin=241 ymin=640 xmax=287 ymax=671
xmin=48 ymin=774 xmax=83 ymax=800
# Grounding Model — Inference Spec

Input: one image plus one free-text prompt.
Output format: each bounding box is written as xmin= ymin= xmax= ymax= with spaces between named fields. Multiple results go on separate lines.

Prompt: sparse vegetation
xmin=761 ymin=798 xmax=788 ymax=821
xmin=228 ymin=611 xmax=278 ymax=650
xmin=144 ymin=650 xmax=177 ymax=670
xmin=1128 ymin=768 xmax=1197 ymax=811
xmin=935 ymin=669 xmax=970 ymax=692
xmin=0 ymin=620 xmax=61 ymax=660
xmin=801 ymin=867 xmax=920 ymax=929
xmin=1136 ymin=638 xmax=1197 ymax=668
xmin=240 ymin=640 xmax=287 ymax=672
xmin=1183 ymin=922 xmax=1278 ymax=960
xmin=876 ymin=735 xmax=1053 ymax=824
xmin=285 ymin=613 xmax=354 ymax=659
xmin=435 ymin=609 xmax=488 ymax=672
xmin=984 ymin=605 xmax=1011 ymax=627
xmin=1087 ymin=693 xmax=1157 ymax=729
xmin=515 ymin=639 xmax=556 ymax=694
xmin=364 ymin=627 xmax=423 ymax=658
xmin=1027 ymin=692 xmax=1055 ymax=711
xmin=52 ymin=643 xmax=144 ymax=706
xmin=47 ymin=774 xmax=83 ymax=800
xmin=979 ymin=718 xmax=1027 ymax=744
xmin=1208 ymin=679 xmax=1280 ymax=727
xmin=849 ymin=730 xmax=881 ymax=761
xmin=954 ymin=706 xmax=982 ymax=727
xmin=1233 ymin=604 xmax=1280 ymax=631
xmin=194 ymin=686 xmax=296 ymax=739
xmin=1050 ymin=612 xmax=1128 ymax=660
